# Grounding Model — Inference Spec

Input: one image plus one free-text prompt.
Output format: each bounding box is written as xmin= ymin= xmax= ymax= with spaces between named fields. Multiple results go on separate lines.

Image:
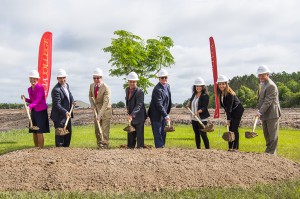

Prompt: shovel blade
xmin=245 ymin=131 xmax=258 ymax=139
xmin=55 ymin=128 xmax=70 ymax=136
xmin=164 ymin=126 xmax=175 ymax=132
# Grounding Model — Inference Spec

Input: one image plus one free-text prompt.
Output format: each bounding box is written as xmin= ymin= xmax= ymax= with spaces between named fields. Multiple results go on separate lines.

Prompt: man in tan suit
xmin=89 ymin=68 xmax=112 ymax=148
xmin=256 ymin=65 xmax=281 ymax=155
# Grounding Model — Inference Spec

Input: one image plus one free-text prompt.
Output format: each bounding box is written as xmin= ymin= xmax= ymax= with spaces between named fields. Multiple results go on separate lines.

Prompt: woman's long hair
xmin=192 ymin=85 xmax=209 ymax=95
xmin=217 ymin=82 xmax=236 ymax=97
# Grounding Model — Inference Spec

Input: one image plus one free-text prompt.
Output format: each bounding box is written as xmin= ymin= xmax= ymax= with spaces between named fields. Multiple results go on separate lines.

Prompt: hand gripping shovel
xmin=123 ymin=118 xmax=136 ymax=133
xmin=164 ymin=120 xmax=175 ymax=132
xmin=245 ymin=116 xmax=259 ymax=138
xmin=186 ymin=107 xmax=214 ymax=132
xmin=222 ymin=125 xmax=235 ymax=142
xmin=90 ymin=97 xmax=108 ymax=146
xmin=55 ymin=104 xmax=75 ymax=136
xmin=22 ymin=96 xmax=39 ymax=130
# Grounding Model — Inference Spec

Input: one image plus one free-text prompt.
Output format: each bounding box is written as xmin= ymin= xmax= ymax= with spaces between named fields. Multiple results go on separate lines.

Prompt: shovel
xmin=245 ymin=116 xmax=259 ymax=138
xmin=164 ymin=120 xmax=175 ymax=132
xmin=123 ymin=119 xmax=136 ymax=133
xmin=22 ymin=96 xmax=39 ymax=131
xmin=90 ymin=97 xmax=108 ymax=145
xmin=55 ymin=104 xmax=75 ymax=136
xmin=186 ymin=107 xmax=214 ymax=132
xmin=222 ymin=125 xmax=235 ymax=142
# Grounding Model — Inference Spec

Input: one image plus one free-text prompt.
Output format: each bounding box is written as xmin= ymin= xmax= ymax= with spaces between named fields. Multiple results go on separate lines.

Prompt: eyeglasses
xmin=58 ymin=77 xmax=66 ymax=79
xmin=93 ymin=77 xmax=102 ymax=80
xmin=129 ymin=81 xmax=137 ymax=84
xmin=160 ymin=76 xmax=168 ymax=79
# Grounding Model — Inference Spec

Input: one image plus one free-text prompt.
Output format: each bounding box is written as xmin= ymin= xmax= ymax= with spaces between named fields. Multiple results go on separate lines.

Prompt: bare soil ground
xmin=0 ymin=148 xmax=299 ymax=192
xmin=0 ymin=108 xmax=299 ymax=192
xmin=0 ymin=108 xmax=299 ymax=132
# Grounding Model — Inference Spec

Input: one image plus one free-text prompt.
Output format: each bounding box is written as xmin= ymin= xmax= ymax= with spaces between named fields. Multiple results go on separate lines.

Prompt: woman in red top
xmin=21 ymin=70 xmax=50 ymax=148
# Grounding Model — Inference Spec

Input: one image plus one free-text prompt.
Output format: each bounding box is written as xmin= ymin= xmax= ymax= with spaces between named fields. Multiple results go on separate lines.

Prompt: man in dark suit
xmin=148 ymin=69 xmax=172 ymax=148
xmin=50 ymin=69 xmax=75 ymax=147
xmin=257 ymin=65 xmax=281 ymax=155
xmin=125 ymin=72 xmax=146 ymax=148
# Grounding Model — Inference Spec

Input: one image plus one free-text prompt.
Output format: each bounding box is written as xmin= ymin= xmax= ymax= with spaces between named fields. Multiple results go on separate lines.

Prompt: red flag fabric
xmin=209 ymin=37 xmax=220 ymax=118
xmin=37 ymin=32 xmax=52 ymax=99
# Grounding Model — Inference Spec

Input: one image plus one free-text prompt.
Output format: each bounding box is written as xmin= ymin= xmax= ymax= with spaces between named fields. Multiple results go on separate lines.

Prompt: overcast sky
xmin=1 ymin=0 xmax=299 ymax=104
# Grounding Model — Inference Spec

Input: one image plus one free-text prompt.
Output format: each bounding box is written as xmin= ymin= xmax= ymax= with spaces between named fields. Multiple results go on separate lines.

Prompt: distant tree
xmin=176 ymin=104 xmax=183 ymax=108
xmin=116 ymin=101 xmax=125 ymax=108
xmin=103 ymin=30 xmax=175 ymax=94
xmin=236 ymin=86 xmax=257 ymax=108
xmin=182 ymin=99 xmax=190 ymax=107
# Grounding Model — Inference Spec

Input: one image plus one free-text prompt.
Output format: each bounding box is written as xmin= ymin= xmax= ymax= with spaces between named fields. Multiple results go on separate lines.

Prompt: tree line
xmin=203 ymin=71 xmax=300 ymax=108
xmin=1 ymin=72 xmax=299 ymax=109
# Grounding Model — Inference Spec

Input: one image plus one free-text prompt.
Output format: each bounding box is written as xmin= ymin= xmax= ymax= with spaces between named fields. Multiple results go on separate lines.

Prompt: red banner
xmin=38 ymin=32 xmax=52 ymax=99
xmin=209 ymin=37 xmax=219 ymax=118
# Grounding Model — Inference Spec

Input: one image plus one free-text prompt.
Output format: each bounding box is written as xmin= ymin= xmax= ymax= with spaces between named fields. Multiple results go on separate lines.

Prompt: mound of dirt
xmin=0 ymin=148 xmax=299 ymax=192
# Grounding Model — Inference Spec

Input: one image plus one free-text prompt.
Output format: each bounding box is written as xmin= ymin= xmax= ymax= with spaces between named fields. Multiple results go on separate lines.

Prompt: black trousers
xmin=192 ymin=120 xmax=210 ymax=149
xmin=54 ymin=119 xmax=72 ymax=147
xmin=228 ymin=118 xmax=241 ymax=150
xmin=127 ymin=122 xmax=144 ymax=148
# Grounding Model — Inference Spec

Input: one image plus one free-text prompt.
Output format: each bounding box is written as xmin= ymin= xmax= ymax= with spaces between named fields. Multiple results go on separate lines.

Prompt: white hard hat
xmin=157 ymin=69 xmax=168 ymax=77
xmin=92 ymin=68 xmax=103 ymax=76
xmin=257 ymin=65 xmax=271 ymax=75
xmin=127 ymin=72 xmax=139 ymax=81
xmin=28 ymin=70 xmax=40 ymax=79
xmin=194 ymin=77 xmax=205 ymax=86
xmin=216 ymin=75 xmax=228 ymax=83
xmin=57 ymin=69 xmax=68 ymax=77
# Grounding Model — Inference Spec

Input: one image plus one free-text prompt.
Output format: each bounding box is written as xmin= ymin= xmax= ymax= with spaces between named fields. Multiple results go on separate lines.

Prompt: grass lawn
xmin=0 ymin=124 xmax=300 ymax=198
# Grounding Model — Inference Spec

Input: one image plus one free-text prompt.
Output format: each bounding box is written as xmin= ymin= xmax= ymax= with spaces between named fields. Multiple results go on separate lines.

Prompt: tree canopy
xmin=205 ymin=71 xmax=300 ymax=108
xmin=103 ymin=30 xmax=175 ymax=94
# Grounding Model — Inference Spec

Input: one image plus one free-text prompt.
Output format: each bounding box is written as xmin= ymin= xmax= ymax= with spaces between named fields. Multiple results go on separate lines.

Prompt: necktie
xmin=94 ymin=86 xmax=98 ymax=98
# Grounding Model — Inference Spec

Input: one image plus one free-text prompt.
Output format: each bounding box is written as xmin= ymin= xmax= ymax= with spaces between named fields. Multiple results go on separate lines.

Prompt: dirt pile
xmin=0 ymin=148 xmax=299 ymax=192
xmin=0 ymin=108 xmax=299 ymax=132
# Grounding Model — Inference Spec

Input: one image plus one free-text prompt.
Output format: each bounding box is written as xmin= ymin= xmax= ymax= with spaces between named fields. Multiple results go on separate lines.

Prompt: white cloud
xmin=1 ymin=0 xmax=300 ymax=104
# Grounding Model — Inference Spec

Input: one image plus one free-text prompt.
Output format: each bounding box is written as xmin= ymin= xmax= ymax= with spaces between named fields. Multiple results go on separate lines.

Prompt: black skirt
xmin=29 ymin=109 xmax=50 ymax=133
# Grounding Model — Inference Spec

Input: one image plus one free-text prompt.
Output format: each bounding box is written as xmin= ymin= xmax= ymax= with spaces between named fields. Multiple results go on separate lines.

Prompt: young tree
xmin=103 ymin=30 xmax=175 ymax=93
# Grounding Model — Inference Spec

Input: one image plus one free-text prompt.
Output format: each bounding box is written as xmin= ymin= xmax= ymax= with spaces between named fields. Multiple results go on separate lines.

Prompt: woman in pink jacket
xmin=21 ymin=70 xmax=50 ymax=148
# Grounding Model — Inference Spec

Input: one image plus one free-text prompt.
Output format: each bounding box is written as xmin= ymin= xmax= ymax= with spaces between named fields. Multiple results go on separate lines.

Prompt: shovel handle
xmin=226 ymin=125 xmax=229 ymax=132
xmin=91 ymin=97 xmax=104 ymax=141
xmin=186 ymin=107 xmax=205 ymax=128
xmin=90 ymin=97 xmax=98 ymax=111
xmin=252 ymin=116 xmax=259 ymax=132
xmin=167 ymin=120 xmax=171 ymax=126
xmin=22 ymin=96 xmax=33 ymax=127
xmin=64 ymin=104 xmax=75 ymax=128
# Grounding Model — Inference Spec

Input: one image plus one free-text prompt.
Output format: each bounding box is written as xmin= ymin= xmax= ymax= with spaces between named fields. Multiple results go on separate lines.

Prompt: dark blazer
xmin=125 ymin=87 xmax=146 ymax=125
xmin=220 ymin=93 xmax=244 ymax=120
xmin=50 ymin=83 xmax=74 ymax=126
xmin=148 ymin=83 xmax=172 ymax=122
xmin=258 ymin=78 xmax=281 ymax=120
xmin=189 ymin=92 xmax=210 ymax=119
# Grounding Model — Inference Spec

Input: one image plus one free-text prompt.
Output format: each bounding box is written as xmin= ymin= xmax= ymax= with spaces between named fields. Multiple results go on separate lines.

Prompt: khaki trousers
xmin=262 ymin=118 xmax=279 ymax=155
xmin=94 ymin=117 xmax=111 ymax=147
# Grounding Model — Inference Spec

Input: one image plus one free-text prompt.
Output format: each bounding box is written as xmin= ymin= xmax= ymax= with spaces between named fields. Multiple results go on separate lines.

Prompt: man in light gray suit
xmin=256 ymin=65 xmax=281 ymax=155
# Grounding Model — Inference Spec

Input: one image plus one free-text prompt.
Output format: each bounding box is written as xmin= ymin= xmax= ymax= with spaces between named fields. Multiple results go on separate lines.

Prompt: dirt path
xmin=0 ymin=108 xmax=299 ymax=132
xmin=0 ymin=148 xmax=299 ymax=192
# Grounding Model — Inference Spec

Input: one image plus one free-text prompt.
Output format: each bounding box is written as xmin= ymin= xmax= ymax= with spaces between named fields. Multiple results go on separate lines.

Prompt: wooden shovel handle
xmin=22 ymin=96 xmax=33 ymax=127
xmin=186 ymin=107 xmax=205 ymax=128
xmin=64 ymin=104 xmax=75 ymax=128
xmin=90 ymin=97 xmax=104 ymax=140
xmin=252 ymin=116 xmax=259 ymax=132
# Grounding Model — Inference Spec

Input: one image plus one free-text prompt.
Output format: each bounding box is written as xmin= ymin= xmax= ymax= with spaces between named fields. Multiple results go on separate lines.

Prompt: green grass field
xmin=0 ymin=125 xmax=300 ymax=198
